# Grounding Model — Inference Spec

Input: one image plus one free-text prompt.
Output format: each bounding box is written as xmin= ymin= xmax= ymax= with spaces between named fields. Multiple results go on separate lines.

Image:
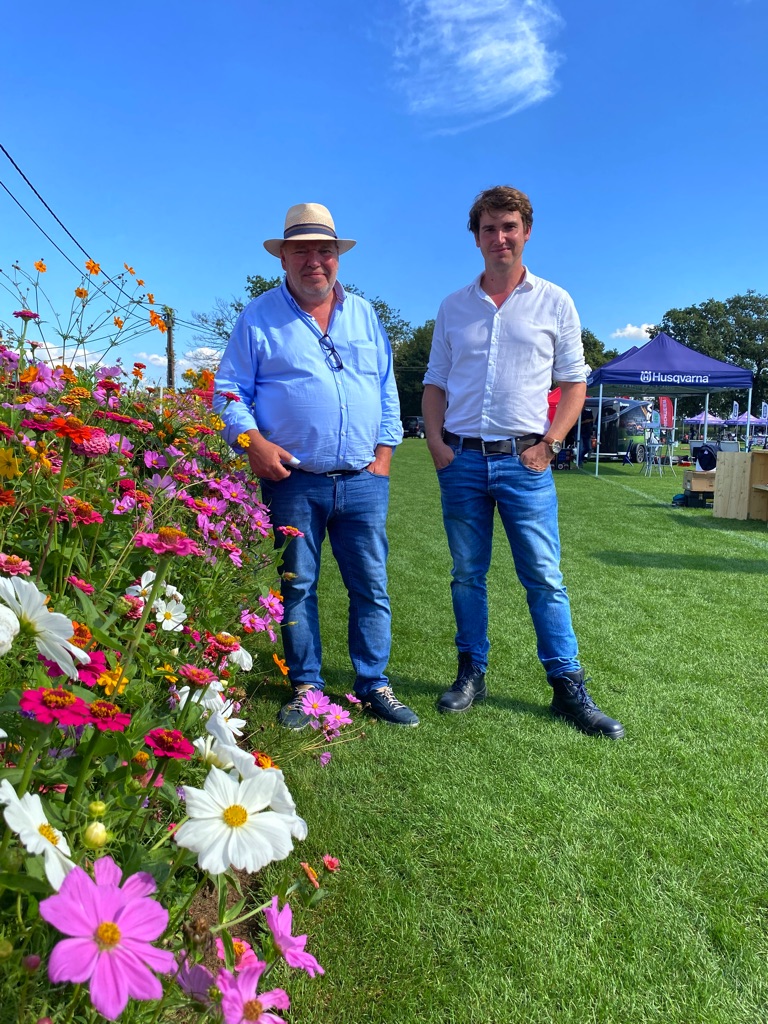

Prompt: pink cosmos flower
xmin=258 ymin=594 xmax=283 ymax=620
xmin=276 ymin=525 xmax=304 ymax=538
xmin=322 ymin=855 xmax=340 ymax=872
xmin=38 ymin=855 xmax=175 ymax=1021
xmin=323 ymin=704 xmax=352 ymax=729
xmin=143 ymin=451 xmax=168 ymax=469
xmin=0 ymin=554 xmax=32 ymax=576
xmin=215 ymin=936 xmax=261 ymax=971
xmin=145 ymin=727 xmax=194 ymax=760
xmin=318 ymin=751 xmax=332 ymax=767
xmin=218 ymin=963 xmax=290 ymax=1024
xmin=66 ymin=575 xmax=95 ymax=595
xmin=345 ymin=693 xmax=362 ymax=704
xmin=135 ymin=529 xmax=202 ymax=557
xmin=20 ymin=686 xmax=91 ymax=727
xmin=263 ymin=896 xmax=325 ymax=978
xmin=174 ymin=952 xmax=215 ymax=1004
xmin=301 ymin=691 xmax=331 ymax=718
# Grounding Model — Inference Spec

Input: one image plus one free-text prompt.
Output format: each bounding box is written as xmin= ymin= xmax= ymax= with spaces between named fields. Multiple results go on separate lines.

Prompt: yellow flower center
xmin=42 ymin=689 xmax=76 ymax=709
xmin=158 ymin=526 xmax=185 ymax=542
xmin=233 ymin=941 xmax=247 ymax=960
xmin=222 ymin=804 xmax=248 ymax=827
xmin=38 ymin=823 xmax=59 ymax=845
xmin=243 ymin=999 xmax=264 ymax=1021
xmin=95 ymin=921 xmax=121 ymax=948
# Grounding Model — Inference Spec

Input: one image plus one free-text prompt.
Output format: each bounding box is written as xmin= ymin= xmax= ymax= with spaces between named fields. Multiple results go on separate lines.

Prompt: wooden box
xmin=683 ymin=470 xmax=716 ymax=494
xmin=713 ymin=452 xmax=750 ymax=519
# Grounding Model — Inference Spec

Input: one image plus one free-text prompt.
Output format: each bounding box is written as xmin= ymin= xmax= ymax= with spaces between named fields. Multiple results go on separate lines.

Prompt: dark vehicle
xmin=571 ymin=398 xmax=651 ymax=463
xmin=403 ymin=416 xmax=425 ymax=438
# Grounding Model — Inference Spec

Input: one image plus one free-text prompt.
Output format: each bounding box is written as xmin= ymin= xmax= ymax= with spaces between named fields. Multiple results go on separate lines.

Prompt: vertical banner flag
xmin=762 ymin=402 xmax=768 ymax=421
xmin=732 ymin=401 xmax=739 ymax=419
xmin=658 ymin=396 xmax=674 ymax=428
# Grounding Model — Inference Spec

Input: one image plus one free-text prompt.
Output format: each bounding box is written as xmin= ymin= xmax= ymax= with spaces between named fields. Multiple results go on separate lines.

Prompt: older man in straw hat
xmin=214 ymin=203 xmax=418 ymax=729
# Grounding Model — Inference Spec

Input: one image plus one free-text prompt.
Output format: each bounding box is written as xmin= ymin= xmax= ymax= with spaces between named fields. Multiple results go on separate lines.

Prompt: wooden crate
xmin=683 ymin=469 xmax=716 ymax=494
xmin=713 ymin=452 xmax=750 ymax=519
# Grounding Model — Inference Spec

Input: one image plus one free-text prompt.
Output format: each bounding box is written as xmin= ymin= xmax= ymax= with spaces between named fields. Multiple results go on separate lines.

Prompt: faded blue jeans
xmin=436 ymin=446 xmax=581 ymax=679
xmin=260 ymin=469 xmax=392 ymax=697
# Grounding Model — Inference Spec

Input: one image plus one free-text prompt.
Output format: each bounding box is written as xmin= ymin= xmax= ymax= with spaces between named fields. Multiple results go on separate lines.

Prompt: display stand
xmin=712 ymin=450 xmax=768 ymax=521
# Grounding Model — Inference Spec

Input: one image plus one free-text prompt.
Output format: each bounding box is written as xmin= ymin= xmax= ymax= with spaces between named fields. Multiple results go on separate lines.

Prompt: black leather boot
xmin=549 ymin=670 xmax=625 ymax=739
xmin=437 ymin=653 xmax=487 ymax=713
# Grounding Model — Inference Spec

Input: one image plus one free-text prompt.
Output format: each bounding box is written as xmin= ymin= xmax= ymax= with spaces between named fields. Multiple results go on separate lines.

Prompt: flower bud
xmin=0 ymin=938 xmax=13 ymax=960
xmin=83 ymin=822 xmax=108 ymax=848
xmin=22 ymin=954 xmax=41 ymax=973
xmin=88 ymin=800 xmax=107 ymax=818
xmin=114 ymin=596 xmax=132 ymax=614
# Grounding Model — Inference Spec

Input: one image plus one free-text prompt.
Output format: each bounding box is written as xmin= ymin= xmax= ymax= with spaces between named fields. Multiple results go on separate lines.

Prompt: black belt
xmin=295 ymin=467 xmax=363 ymax=478
xmin=442 ymin=430 xmax=542 ymax=456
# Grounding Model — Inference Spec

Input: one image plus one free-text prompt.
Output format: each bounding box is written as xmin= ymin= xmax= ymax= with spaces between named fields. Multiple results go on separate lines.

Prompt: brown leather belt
xmin=442 ymin=430 xmax=542 ymax=456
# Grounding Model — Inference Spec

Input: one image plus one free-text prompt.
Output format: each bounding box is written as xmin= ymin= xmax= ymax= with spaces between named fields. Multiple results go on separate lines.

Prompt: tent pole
xmin=746 ymin=387 xmax=753 ymax=450
xmin=704 ymin=393 xmax=710 ymax=441
xmin=595 ymin=385 xmax=603 ymax=476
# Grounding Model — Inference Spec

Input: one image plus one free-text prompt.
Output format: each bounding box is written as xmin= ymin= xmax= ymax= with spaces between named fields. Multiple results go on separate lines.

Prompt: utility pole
xmin=163 ymin=306 xmax=176 ymax=388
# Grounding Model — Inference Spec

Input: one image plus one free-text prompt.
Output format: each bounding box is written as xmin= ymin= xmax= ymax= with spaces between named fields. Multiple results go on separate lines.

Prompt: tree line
xmin=190 ymin=279 xmax=768 ymax=416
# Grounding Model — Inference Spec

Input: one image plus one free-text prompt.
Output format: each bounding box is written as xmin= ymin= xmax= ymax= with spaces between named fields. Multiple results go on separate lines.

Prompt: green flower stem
xmin=165 ymin=873 xmax=209 ymax=938
xmin=210 ymin=897 xmax=272 ymax=934
xmin=148 ymin=815 xmax=188 ymax=853
xmin=0 ymin=732 xmax=49 ymax=864
xmin=66 ymin=729 xmax=101 ymax=825
xmin=121 ymin=558 xmax=172 ymax=674
xmin=122 ymin=760 xmax=165 ymax=835
xmin=156 ymin=845 xmax=189 ymax=900
xmin=63 ymin=983 xmax=83 ymax=1024
xmin=86 ymin=519 xmax=104 ymax=572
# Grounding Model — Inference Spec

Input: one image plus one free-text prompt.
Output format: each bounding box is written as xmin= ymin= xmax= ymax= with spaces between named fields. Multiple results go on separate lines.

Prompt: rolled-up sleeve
xmin=423 ymin=302 xmax=450 ymax=390
xmin=374 ymin=311 xmax=403 ymax=447
xmin=552 ymin=293 xmax=587 ymax=383
xmin=213 ymin=314 xmax=260 ymax=448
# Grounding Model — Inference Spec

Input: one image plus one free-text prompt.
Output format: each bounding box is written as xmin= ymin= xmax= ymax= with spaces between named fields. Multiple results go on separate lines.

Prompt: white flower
xmin=0 ymin=779 xmax=74 ymax=890
xmin=0 ymin=604 xmax=20 ymax=656
xmin=154 ymin=599 xmax=187 ymax=632
xmin=125 ymin=570 xmax=156 ymax=599
xmin=205 ymin=700 xmax=246 ymax=745
xmin=226 ymin=753 xmax=308 ymax=841
xmin=178 ymin=680 xmax=225 ymax=712
xmin=193 ymin=735 xmax=236 ymax=769
xmin=219 ymin=631 xmax=253 ymax=671
xmin=0 ymin=577 xmax=89 ymax=679
xmin=163 ymin=583 xmax=184 ymax=604
xmin=174 ymin=766 xmax=296 ymax=875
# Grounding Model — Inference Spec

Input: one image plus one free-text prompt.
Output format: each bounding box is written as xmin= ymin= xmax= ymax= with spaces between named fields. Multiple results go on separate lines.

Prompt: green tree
xmin=188 ymin=275 xmax=281 ymax=357
xmin=343 ymin=284 xmax=412 ymax=350
xmin=394 ymin=319 xmax=434 ymax=415
xmin=581 ymin=328 xmax=618 ymax=371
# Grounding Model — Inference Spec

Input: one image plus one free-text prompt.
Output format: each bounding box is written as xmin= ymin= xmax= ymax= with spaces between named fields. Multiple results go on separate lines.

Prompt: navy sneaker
xmin=364 ymin=686 xmax=419 ymax=727
xmin=277 ymin=685 xmax=317 ymax=731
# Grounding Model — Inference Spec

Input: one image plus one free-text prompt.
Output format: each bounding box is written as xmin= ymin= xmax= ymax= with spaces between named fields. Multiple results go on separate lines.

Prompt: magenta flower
xmin=13 ymin=309 xmax=40 ymax=320
xmin=145 ymin=727 xmax=194 ymax=760
xmin=135 ymin=529 xmax=202 ymax=557
xmin=20 ymin=686 xmax=91 ymax=727
xmin=322 ymin=854 xmax=340 ymax=872
xmin=215 ymin=935 xmax=262 ymax=971
xmin=345 ymin=693 xmax=361 ymax=704
xmin=0 ymin=554 xmax=32 ymax=576
xmin=301 ymin=691 xmax=331 ymax=718
xmin=174 ymin=952 xmax=215 ymax=1004
xmin=66 ymin=575 xmax=95 ymax=595
xmin=323 ymin=703 xmax=352 ymax=729
xmin=318 ymin=751 xmax=332 ymax=767
xmin=38 ymin=856 xmax=175 ymax=1021
xmin=143 ymin=451 xmax=168 ymax=469
xmin=71 ymin=427 xmax=111 ymax=457
xmin=88 ymin=700 xmax=131 ymax=732
xmin=218 ymin=963 xmax=290 ymax=1024
xmin=263 ymin=896 xmax=324 ymax=978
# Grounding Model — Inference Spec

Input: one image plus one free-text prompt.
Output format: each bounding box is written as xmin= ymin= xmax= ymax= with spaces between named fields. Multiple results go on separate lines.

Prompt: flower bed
xmin=0 ymin=261 xmax=356 ymax=1021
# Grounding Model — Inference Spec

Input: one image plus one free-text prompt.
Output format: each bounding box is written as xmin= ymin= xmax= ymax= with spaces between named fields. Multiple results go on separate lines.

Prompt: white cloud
xmin=396 ymin=0 xmax=563 ymax=131
xmin=610 ymin=323 xmax=655 ymax=341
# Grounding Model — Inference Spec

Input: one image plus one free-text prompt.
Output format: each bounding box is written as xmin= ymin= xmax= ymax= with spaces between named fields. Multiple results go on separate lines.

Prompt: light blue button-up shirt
xmin=213 ymin=281 xmax=402 ymax=473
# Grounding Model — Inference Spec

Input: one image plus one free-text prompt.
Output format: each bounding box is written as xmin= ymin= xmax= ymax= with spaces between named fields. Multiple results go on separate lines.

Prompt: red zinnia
xmin=88 ymin=700 xmax=131 ymax=732
xmin=13 ymin=309 xmax=40 ymax=321
xmin=144 ymin=728 xmax=194 ymax=760
xmin=20 ymin=686 xmax=91 ymax=726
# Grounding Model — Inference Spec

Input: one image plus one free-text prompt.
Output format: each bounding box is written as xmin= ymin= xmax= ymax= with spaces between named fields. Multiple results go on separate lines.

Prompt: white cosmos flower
xmin=0 ymin=577 xmax=89 ymax=679
xmin=163 ymin=583 xmax=184 ymax=604
xmin=205 ymin=700 xmax=246 ymax=745
xmin=0 ymin=604 xmax=20 ymax=656
xmin=174 ymin=766 xmax=296 ymax=875
xmin=218 ymin=631 xmax=253 ymax=671
xmin=226 ymin=753 xmax=308 ymax=841
xmin=0 ymin=779 xmax=74 ymax=890
xmin=193 ymin=735 xmax=236 ymax=769
xmin=154 ymin=599 xmax=187 ymax=632
xmin=125 ymin=570 xmax=156 ymax=599
xmin=178 ymin=680 xmax=225 ymax=712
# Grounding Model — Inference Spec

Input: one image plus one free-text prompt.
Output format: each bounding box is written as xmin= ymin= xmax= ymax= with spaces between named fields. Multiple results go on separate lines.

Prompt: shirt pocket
xmin=345 ymin=341 xmax=379 ymax=376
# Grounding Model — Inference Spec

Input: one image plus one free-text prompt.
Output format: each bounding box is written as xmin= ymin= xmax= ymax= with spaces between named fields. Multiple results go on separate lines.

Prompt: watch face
xmin=550 ymin=441 xmax=562 ymax=454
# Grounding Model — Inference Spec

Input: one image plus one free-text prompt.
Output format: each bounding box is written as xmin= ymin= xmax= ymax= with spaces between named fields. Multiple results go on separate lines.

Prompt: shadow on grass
xmin=592 ymin=550 xmax=765 ymax=573
xmin=390 ymin=673 xmax=552 ymax=720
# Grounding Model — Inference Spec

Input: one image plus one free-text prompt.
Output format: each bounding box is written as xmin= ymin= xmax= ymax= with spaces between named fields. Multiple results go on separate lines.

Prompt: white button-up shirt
xmin=424 ymin=269 xmax=587 ymax=439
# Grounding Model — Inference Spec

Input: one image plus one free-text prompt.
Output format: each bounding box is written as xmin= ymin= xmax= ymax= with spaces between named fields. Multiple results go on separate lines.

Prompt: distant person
xmin=422 ymin=185 xmax=624 ymax=739
xmin=214 ymin=203 xmax=418 ymax=729
xmin=578 ymin=408 xmax=594 ymax=467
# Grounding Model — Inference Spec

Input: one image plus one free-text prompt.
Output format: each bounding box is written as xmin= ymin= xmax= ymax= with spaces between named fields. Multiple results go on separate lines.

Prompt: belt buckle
xmin=480 ymin=439 xmax=490 ymax=457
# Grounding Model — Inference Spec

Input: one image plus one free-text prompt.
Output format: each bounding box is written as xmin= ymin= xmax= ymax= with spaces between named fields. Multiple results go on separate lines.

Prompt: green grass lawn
xmin=257 ymin=445 xmax=768 ymax=1024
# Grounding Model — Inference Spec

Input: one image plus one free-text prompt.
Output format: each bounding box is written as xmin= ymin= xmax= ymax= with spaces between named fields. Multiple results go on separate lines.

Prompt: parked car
xmin=402 ymin=416 xmax=425 ymax=438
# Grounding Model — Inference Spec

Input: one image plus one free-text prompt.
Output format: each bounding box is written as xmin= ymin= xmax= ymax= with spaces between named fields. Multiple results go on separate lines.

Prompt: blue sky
xmin=2 ymin=0 xmax=767 ymax=381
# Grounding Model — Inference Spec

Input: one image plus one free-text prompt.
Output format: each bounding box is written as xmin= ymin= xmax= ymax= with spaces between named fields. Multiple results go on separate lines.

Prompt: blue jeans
xmin=260 ymin=469 xmax=392 ymax=697
xmin=437 ymin=447 xmax=580 ymax=679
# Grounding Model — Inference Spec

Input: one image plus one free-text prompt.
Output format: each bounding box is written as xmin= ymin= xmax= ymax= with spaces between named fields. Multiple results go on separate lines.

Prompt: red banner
xmin=658 ymin=396 xmax=674 ymax=428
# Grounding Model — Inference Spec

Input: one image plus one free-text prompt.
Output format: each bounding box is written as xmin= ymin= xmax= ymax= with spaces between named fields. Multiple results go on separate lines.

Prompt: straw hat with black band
xmin=263 ymin=203 xmax=356 ymax=258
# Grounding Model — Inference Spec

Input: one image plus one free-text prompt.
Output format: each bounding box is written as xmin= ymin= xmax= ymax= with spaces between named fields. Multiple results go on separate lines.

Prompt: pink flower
xmin=88 ymin=700 xmax=131 ymax=732
xmin=20 ymin=686 xmax=91 ymax=727
xmin=39 ymin=855 xmax=175 ymax=1021
xmin=76 ymin=649 xmax=108 ymax=688
xmin=345 ymin=693 xmax=362 ymax=704
xmin=318 ymin=751 xmax=332 ymax=767
xmin=13 ymin=309 xmax=40 ymax=320
xmin=276 ymin=525 xmax=304 ymax=538
xmin=263 ymin=896 xmax=325 ymax=978
xmin=323 ymin=703 xmax=352 ymax=729
xmin=177 ymin=664 xmax=218 ymax=687
xmin=174 ymin=952 xmax=215 ymax=1004
xmin=66 ymin=575 xmax=95 ymax=595
xmin=301 ymin=691 xmax=331 ymax=718
xmin=218 ymin=963 xmax=290 ymax=1024
xmin=144 ymin=728 xmax=194 ymax=760
xmin=215 ymin=936 xmax=261 ymax=971
xmin=322 ymin=854 xmax=340 ymax=872
xmin=0 ymin=554 xmax=32 ymax=576
xmin=135 ymin=529 xmax=202 ymax=557
xmin=71 ymin=427 xmax=111 ymax=457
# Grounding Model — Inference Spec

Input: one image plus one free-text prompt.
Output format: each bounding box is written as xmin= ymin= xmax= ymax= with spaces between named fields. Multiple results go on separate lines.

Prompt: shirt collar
xmin=280 ymin=277 xmax=346 ymax=312
xmin=472 ymin=266 xmax=536 ymax=301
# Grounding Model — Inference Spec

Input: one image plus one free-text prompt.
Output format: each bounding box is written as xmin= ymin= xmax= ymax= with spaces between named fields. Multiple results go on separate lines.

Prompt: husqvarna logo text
xmin=641 ymin=371 xmax=652 ymax=383
xmin=637 ymin=370 xmax=709 ymax=385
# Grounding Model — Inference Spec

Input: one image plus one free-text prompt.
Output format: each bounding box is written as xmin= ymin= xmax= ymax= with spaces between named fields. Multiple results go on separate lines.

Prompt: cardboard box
xmin=683 ymin=470 xmax=716 ymax=494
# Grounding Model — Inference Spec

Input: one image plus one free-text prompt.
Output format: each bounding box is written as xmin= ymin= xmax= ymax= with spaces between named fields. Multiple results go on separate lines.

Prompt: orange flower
xmin=85 ymin=258 xmax=101 ymax=275
xmin=48 ymin=416 xmax=94 ymax=444
xmin=67 ymin=386 xmax=92 ymax=401
xmin=300 ymin=862 xmax=320 ymax=889
xmin=136 ymin=278 xmax=145 ymax=286
xmin=124 ymin=263 xmax=136 ymax=275
xmin=55 ymin=365 xmax=77 ymax=383
xmin=74 ymin=287 xmax=88 ymax=299
xmin=272 ymin=653 xmax=289 ymax=676
xmin=132 ymin=367 xmax=144 ymax=380
xmin=149 ymin=310 xmax=167 ymax=334
xmin=70 ymin=622 xmax=93 ymax=650
xmin=34 ymin=259 xmax=47 ymax=273
xmin=253 ymin=750 xmax=279 ymax=769
xmin=113 ymin=316 xmax=124 ymax=330
xmin=0 ymin=489 xmax=16 ymax=507
xmin=146 ymin=292 xmax=155 ymax=304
